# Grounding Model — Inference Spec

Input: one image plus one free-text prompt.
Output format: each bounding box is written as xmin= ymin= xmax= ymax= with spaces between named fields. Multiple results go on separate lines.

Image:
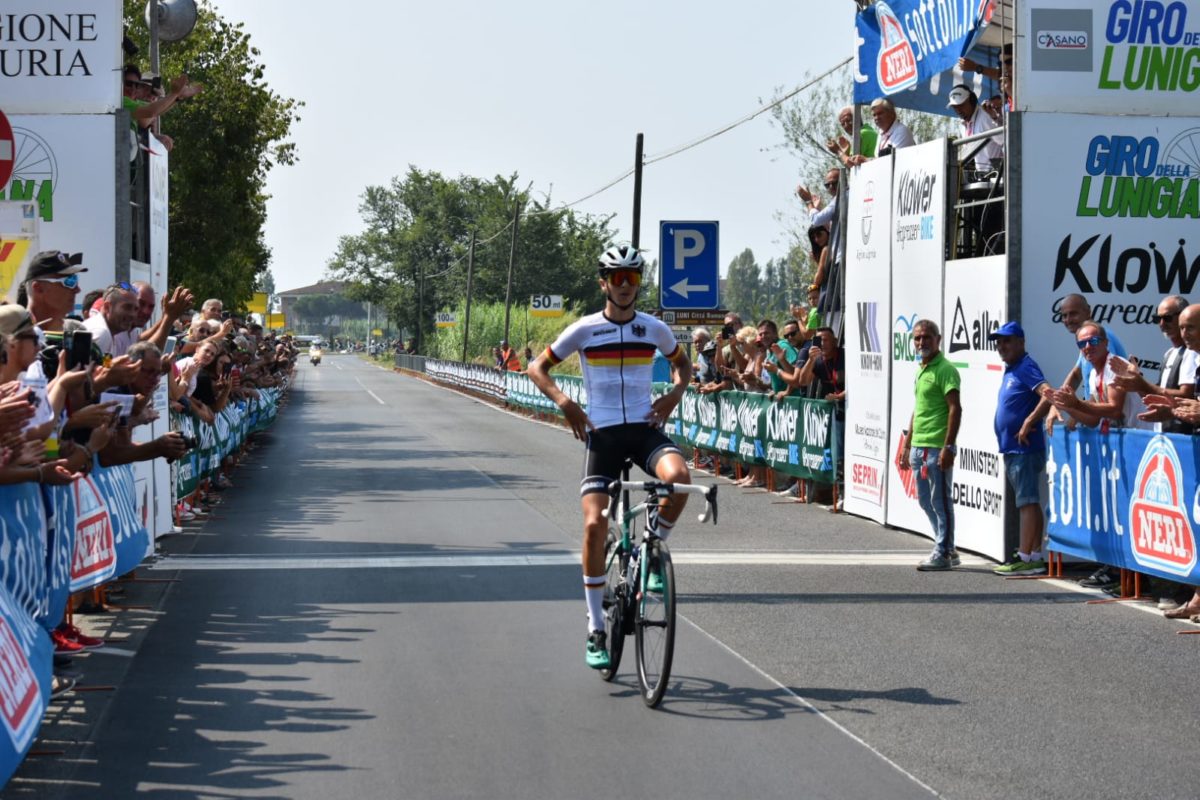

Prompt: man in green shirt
xmin=899 ymin=320 xmax=962 ymax=570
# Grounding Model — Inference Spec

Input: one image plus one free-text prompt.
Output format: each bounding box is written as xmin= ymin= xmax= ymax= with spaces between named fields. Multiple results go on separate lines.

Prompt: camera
xmin=180 ymin=434 xmax=198 ymax=449
xmin=721 ymin=324 xmax=736 ymax=338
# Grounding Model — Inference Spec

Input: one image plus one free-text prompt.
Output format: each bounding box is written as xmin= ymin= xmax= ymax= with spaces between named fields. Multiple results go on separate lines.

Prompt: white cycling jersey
xmin=544 ymin=310 xmax=679 ymax=429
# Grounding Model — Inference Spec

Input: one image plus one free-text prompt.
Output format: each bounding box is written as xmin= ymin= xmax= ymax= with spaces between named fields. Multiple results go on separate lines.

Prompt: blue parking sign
xmin=659 ymin=221 xmax=719 ymax=310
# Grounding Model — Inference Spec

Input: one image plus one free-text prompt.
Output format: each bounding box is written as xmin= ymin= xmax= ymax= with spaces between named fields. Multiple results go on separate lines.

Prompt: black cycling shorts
xmin=580 ymin=423 xmax=682 ymax=496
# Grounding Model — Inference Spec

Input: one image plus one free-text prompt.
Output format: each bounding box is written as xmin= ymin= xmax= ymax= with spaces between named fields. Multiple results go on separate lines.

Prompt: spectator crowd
xmin=1 ymin=249 xmax=296 ymax=701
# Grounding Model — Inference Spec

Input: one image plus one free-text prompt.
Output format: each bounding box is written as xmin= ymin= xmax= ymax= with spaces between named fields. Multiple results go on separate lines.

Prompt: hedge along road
xmin=20 ymin=354 xmax=1200 ymax=799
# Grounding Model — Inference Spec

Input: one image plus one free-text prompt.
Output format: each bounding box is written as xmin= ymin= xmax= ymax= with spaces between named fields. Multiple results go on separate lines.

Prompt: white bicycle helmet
xmin=597 ymin=245 xmax=646 ymax=273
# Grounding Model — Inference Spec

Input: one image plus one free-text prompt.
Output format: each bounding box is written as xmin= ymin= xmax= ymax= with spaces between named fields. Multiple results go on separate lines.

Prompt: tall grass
xmin=429 ymin=301 xmax=583 ymax=374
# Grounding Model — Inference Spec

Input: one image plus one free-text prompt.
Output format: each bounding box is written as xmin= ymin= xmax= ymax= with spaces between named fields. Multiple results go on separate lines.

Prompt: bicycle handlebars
xmin=600 ymin=480 xmax=718 ymax=526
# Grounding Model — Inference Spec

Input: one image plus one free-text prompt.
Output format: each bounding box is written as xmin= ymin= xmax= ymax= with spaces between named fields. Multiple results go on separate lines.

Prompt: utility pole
xmin=632 ymin=133 xmax=644 ymax=248
xmin=462 ymin=231 xmax=476 ymax=362
xmin=416 ymin=266 xmax=424 ymax=354
xmin=503 ymin=202 xmax=520 ymax=346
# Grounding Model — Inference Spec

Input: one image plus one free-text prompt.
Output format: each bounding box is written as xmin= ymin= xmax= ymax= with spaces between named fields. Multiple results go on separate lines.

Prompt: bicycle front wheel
xmin=635 ymin=538 xmax=676 ymax=707
xmin=600 ymin=529 xmax=627 ymax=682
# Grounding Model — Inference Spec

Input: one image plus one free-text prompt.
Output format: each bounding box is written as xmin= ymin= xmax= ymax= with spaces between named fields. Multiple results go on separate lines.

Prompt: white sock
xmin=1030 ymin=550 xmax=1043 ymax=561
xmin=1018 ymin=552 xmax=1031 ymax=562
xmin=653 ymin=517 xmax=676 ymax=541
xmin=584 ymin=575 xmax=606 ymax=632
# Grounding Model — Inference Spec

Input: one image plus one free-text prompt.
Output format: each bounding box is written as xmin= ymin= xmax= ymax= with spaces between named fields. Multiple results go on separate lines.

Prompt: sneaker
xmin=948 ymin=549 xmax=962 ymax=568
xmin=585 ymin=630 xmax=611 ymax=670
xmin=775 ymin=482 xmax=801 ymax=498
xmin=1080 ymin=566 xmax=1117 ymax=589
xmin=58 ymin=622 xmax=104 ymax=651
xmin=1158 ymin=596 xmax=1182 ymax=611
xmin=50 ymin=674 xmax=76 ymax=700
xmin=993 ymin=557 xmax=1048 ymax=576
xmin=51 ymin=629 xmax=85 ymax=655
xmin=177 ymin=504 xmax=196 ymax=522
xmin=917 ymin=553 xmax=952 ymax=571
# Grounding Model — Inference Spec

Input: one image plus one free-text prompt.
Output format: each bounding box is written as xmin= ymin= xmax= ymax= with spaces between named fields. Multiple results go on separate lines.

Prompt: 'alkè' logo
xmin=948 ymin=297 xmax=1000 ymax=354
xmin=1129 ymin=435 xmax=1198 ymax=577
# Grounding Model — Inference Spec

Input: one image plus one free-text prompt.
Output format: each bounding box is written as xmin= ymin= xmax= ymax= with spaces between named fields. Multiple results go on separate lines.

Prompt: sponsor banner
xmin=1018 ymin=0 xmax=1200 ymax=115
xmin=661 ymin=388 xmax=838 ymax=483
xmin=0 ymin=484 xmax=52 ymax=768
xmin=845 ymin=156 xmax=894 ymax=523
xmin=1020 ymin=113 xmax=1200 ymax=384
xmin=1048 ymin=427 xmax=1200 ymax=582
xmin=69 ymin=471 xmax=116 ymax=592
xmin=0 ymin=200 xmax=38 ymax=300
xmin=943 ymin=256 xmax=1008 ymax=560
xmin=0 ymin=0 xmax=123 ymax=114
xmin=854 ymin=0 xmax=995 ymax=105
xmin=1 ymin=115 xmax=119 ymax=302
xmin=90 ymin=461 xmax=150 ymax=578
xmin=886 ymin=140 xmax=948 ymax=536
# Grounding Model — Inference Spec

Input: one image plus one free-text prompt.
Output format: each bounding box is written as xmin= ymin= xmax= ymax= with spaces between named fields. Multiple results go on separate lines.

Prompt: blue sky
xmin=209 ymin=1 xmax=851 ymax=292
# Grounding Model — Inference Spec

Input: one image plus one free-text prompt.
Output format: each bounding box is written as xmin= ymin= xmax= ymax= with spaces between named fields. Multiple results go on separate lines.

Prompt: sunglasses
xmin=912 ymin=333 xmax=935 ymax=341
xmin=605 ymin=269 xmax=642 ymax=288
xmin=1076 ymin=336 xmax=1104 ymax=349
xmin=784 ymin=330 xmax=800 ymax=338
xmin=824 ymin=181 xmax=838 ymax=191
xmin=39 ymin=275 xmax=80 ymax=289
xmin=114 ymin=281 xmax=133 ymax=291
xmin=1152 ymin=313 xmax=1178 ymax=324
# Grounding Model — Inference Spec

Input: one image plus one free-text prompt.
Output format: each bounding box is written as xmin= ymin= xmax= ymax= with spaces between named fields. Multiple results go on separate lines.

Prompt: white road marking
xmin=680 ymin=614 xmax=940 ymax=796
xmin=354 ymin=377 xmax=385 ymax=405
xmin=333 ymin=362 xmax=343 ymax=370
xmin=149 ymin=550 xmax=982 ymax=571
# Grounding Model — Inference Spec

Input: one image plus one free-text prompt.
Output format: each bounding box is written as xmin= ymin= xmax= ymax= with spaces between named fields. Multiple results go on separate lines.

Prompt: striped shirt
xmin=545 ymin=311 xmax=679 ymax=429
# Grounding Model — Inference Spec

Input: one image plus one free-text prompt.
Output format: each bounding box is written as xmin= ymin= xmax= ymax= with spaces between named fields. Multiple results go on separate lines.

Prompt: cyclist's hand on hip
xmin=647 ymin=391 xmax=681 ymax=428
xmin=560 ymin=399 xmax=595 ymax=441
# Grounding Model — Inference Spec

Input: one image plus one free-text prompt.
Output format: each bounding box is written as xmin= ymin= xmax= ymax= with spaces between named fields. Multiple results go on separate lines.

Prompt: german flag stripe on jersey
xmin=582 ymin=342 xmax=658 ymax=367
xmin=544 ymin=346 xmax=563 ymax=366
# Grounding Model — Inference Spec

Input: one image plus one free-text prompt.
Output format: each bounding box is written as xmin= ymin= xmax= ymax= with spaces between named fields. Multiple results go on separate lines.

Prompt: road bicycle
xmin=599 ymin=469 xmax=717 ymax=707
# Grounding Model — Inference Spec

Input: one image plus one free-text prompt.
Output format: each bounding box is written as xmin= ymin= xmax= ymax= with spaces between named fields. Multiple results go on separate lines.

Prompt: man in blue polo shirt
xmin=989 ymin=321 xmax=1052 ymax=575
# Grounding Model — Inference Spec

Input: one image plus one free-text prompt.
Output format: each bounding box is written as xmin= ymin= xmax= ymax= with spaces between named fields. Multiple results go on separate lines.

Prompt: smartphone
xmin=67 ymin=330 xmax=93 ymax=369
xmin=222 ymin=361 xmax=233 ymax=377
xmin=221 ymin=311 xmax=232 ymax=320
xmin=164 ymin=336 xmax=178 ymax=356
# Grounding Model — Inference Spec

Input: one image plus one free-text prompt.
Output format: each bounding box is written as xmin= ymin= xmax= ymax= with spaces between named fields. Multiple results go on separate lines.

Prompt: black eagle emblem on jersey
xmin=632 ymin=323 xmax=646 ymax=337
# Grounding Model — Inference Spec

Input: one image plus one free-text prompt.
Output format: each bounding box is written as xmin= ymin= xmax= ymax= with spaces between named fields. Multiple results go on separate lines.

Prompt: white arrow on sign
xmin=670 ymin=278 xmax=710 ymax=299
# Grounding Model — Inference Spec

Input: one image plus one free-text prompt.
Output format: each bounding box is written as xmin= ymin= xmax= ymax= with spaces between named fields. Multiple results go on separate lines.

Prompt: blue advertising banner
xmin=1047 ymin=427 xmax=1200 ymax=582
xmin=0 ymin=484 xmax=53 ymax=781
xmin=854 ymin=0 xmax=996 ymax=108
xmin=91 ymin=462 xmax=151 ymax=578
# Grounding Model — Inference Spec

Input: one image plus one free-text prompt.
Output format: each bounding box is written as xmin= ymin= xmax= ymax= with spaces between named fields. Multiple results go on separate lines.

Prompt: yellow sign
xmin=530 ymin=294 xmax=564 ymax=318
xmin=435 ymin=311 xmax=457 ymax=328
xmin=0 ymin=238 xmax=33 ymax=301
xmin=247 ymin=291 xmax=269 ymax=315
xmin=265 ymin=312 xmax=286 ymax=330
xmin=371 ymin=328 xmax=384 ymax=336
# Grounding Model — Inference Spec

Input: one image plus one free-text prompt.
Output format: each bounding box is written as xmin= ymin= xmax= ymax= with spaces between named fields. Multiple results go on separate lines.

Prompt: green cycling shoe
xmin=585 ymin=630 xmax=611 ymax=670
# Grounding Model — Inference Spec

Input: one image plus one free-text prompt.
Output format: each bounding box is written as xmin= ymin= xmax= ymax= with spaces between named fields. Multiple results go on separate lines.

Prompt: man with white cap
xmin=948 ymin=84 xmax=1004 ymax=172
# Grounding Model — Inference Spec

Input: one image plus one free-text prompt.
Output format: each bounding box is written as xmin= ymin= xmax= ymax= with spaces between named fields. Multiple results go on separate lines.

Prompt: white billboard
xmin=2 ymin=115 xmax=118 ymax=295
xmin=844 ymin=155 xmax=894 ymax=524
xmin=1020 ymin=113 xmax=1200 ymax=385
xmin=0 ymin=1 xmax=123 ymax=114
xmin=1017 ymin=0 xmax=1200 ymax=116
xmin=885 ymin=139 xmax=947 ymax=538
xmin=942 ymin=256 xmax=1008 ymax=561
xmin=148 ymin=132 xmax=173 ymax=541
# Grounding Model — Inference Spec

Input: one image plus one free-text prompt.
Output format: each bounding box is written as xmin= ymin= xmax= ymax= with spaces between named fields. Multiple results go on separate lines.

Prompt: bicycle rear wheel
xmin=635 ymin=538 xmax=675 ymax=707
xmin=600 ymin=530 xmax=627 ymax=682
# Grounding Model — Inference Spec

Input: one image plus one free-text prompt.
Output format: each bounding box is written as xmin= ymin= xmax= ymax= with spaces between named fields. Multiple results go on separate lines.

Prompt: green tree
xmin=724 ymin=248 xmax=762 ymax=321
xmin=123 ymin=0 xmax=302 ymax=307
xmin=327 ymin=167 xmax=616 ymax=352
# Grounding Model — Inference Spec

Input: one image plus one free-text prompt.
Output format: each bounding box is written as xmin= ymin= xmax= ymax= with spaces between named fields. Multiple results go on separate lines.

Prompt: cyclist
xmin=527 ymin=245 xmax=693 ymax=670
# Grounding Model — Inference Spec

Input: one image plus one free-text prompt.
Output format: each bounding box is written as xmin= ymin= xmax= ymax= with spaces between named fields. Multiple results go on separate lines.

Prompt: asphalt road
xmin=9 ymin=354 xmax=1200 ymax=799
